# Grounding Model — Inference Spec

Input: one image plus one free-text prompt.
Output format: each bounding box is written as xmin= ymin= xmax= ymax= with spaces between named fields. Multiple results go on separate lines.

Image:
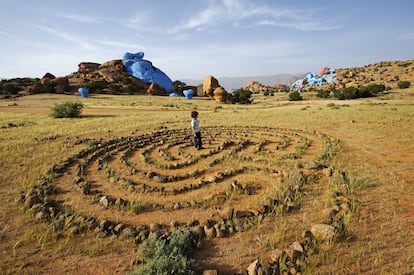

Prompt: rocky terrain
xmin=1 ymin=59 xmax=413 ymax=98
xmin=243 ymin=60 xmax=414 ymax=94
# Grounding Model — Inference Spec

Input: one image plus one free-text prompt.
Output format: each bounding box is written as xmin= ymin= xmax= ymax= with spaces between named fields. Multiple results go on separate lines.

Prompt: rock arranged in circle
xmin=23 ymin=126 xmax=340 ymax=243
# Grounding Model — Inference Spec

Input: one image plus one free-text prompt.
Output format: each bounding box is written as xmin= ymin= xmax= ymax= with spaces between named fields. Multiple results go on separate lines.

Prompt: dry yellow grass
xmin=1 ymin=89 xmax=413 ymax=274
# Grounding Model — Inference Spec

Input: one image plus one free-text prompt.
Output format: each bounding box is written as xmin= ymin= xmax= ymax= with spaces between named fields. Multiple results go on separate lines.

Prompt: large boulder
xmin=78 ymin=62 xmax=100 ymax=73
xmin=98 ymin=68 xmax=124 ymax=83
xmin=203 ymin=75 xmax=220 ymax=98
xmin=123 ymin=51 xmax=173 ymax=92
xmin=213 ymin=87 xmax=227 ymax=103
xmin=52 ymin=76 xmax=69 ymax=93
xmin=99 ymin=59 xmax=124 ymax=71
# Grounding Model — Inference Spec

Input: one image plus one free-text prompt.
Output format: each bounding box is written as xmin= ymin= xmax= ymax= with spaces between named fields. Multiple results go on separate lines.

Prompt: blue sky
xmin=1 ymin=0 xmax=413 ymax=80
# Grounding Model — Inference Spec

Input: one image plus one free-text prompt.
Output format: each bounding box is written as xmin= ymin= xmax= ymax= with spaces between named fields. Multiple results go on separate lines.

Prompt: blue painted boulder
xmin=78 ymin=87 xmax=89 ymax=98
xmin=183 ymin=89 xmax=194 ymax=99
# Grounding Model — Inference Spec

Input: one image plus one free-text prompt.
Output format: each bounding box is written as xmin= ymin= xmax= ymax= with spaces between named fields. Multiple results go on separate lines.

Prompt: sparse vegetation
xmin=332 ymin=84 xmax=386 ymax=100
xmin=131 ymin=230 xmax=197 ymax=275
xmin=228 ymin=89 xmax=253 ymax=104
xmin=51 ymin=101 xmax=84 ymax=118
xmin=288 ymin=91 xmax=303 ymax=101
xmin=397 ymin=80 xmax=410 ymax=89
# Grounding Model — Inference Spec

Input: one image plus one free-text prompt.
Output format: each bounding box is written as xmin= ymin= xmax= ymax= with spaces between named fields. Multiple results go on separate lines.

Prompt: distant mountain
xmin=181 ymin=73 xmax=304 ymax=91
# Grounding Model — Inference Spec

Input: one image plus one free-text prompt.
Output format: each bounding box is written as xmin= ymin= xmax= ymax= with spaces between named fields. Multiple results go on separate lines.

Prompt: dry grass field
xmin=0 ymin=90 xmax=413 ymax=274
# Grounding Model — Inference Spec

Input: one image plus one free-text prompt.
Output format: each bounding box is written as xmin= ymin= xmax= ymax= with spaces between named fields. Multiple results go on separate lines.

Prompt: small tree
xmin=398 ymin=81 xmax=411 ymax=89
xmin=288 ymin=91 xmax=303 ymax=101
xmin=316 ymin=89 xmax=330 ymax=99
xmin=51 ymin=102 xmax=84 ymax=118
xmin=1 ymin=83 xmax=20 ymax=95
xmin=229 ymin=89 xmax=253 ymax=104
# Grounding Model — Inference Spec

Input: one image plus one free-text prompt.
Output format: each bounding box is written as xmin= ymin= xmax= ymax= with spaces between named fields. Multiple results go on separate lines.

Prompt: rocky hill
xmin=0 ymin=59 xmax=413 ymax=98
xmin=0 ymin=59 xmax=169 ymax=98
xmin=335 ymin=60 xmax=414 ymax=89
xmin=242 ymin=60 xmax=414 ymax=94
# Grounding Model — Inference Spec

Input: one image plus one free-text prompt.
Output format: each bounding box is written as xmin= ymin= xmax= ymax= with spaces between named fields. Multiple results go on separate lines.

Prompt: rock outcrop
xmin=203 ymin=75 xmax=220 ymax=98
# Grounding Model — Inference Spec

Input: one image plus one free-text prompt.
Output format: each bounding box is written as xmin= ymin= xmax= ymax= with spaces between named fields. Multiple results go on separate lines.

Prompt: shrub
xmin=228 ymin=89 xmax=253 ymax=104
xmin=84 ymin=80 xmax=108 ymax=93
xmin=0 ymin=83 xmax=20 ymax=95
xmin=132 ymin=230 xmax=197 ymax=275
xmin=334 ymin=87 xmax=359 ymax=100
xmin=51 ymin=102 xmax=84 ymax=118
xmin=334 ymin=84 xmax=386 ymax=100
xmin=359 ymin=84 xmax=386 ymax=97
xmin=288 ymin=91 xmax=303 ymax=101
xmin=172 ymin=81 xmax=186 ymax=96
xmin=316 ymin=89 xmax=330 ymax=98
xmin=397 ymin=81 xmax=411 ymax=89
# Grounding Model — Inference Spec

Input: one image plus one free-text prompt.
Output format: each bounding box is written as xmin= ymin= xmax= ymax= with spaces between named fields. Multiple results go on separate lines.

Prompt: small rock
xmin=35 ymin=211 xmax=47 ymax=220
xmin=322 ymin=167 xmax=333 ymax=177
xmin=202 ymin=270 xmax=218 ymax=275
xmin=235 ymin=210 xmax=254 ymax=219
xmin=264 ymin=248 xmax=283 ymax=266
xmin=99 ymin=219 xmax=111 ymax=230
xmin=247 ymin=259 xmax=260 ymax=275
xmin=170 ymin=220 xmax=179 ymax=228
xmin=121 ymin=227 xmax=137 ymax=239
xmin=68 ymin=225 xmax=80 ymax=235
xmin=311 ymin=224 xmax=336 ymax=242
xmin=25 ymin=195 xmax=41 ymax=208
xmin=291 ymin=241 xmax=304 ymax=253
xmin=322 ymin=208 xmax=338 ymax=218
xmin=219 ymin=206 xmax=234 ymax=220
xmin=204 ymin=226 xmax=216 ymax=239
xmin=149 ymin=223 xmax=161 ymax=232
xmin=191 ymin=225 xmax=205 ymax=239
xmin=114 ymin=223 xmax=126 ymax=234
xmin=99 ymin=196 xmax=109 ymax=208
xmin=96 ymin=230 xmax=107 ymax=238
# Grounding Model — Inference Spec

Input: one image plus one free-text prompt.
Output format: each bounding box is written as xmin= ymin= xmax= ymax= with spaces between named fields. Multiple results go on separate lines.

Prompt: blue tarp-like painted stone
xmin=183 ymin=89 xmax=194 ymax=99
xmin=78 ymin=87 xmax=89 ymax=98
xmin=123 ymin=51 xmax=173 ymax=92
xmin=290 ymin=67 xmax=338 ymax=89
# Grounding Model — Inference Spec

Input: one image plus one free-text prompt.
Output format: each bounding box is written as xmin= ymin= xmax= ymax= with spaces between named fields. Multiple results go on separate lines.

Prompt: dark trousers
xmin=193 ymin=132 xmax=202 ymax=149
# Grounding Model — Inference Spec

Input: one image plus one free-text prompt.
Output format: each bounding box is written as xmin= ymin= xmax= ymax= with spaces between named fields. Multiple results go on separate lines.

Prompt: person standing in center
xmin=191 ymin=111 xmax=203 ymax=150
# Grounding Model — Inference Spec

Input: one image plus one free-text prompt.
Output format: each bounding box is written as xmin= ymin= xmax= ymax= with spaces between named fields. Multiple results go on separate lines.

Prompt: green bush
xmin=0 ymin=83 xmax=20 ymax=95
xmin=84 ymin=80 xmax=108 ymax=93
xmin=359 ymin=84 xmax=386 ymax=97
xmin=132 ymin=230 xmax=197 ymax=275
xmin=51 ymin=102 xmax=84 ymax=118
xmin=288 ymin=91 xmax=303 ymax=101
xmin=334 ymin=84 xmax=386 ymax=100
xmin=397 ymin=81 xmax=411 ymax=89
xmin=228 ymin=89 xmax=253 ymax=104
xmin=334 ymin=87 xmax=359 ymax=100
xmin=316 ymin=89 xmax=330 ymax=98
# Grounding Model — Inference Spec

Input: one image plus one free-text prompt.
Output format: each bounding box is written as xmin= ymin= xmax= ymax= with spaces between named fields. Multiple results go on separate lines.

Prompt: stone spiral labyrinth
xmin=24 ymin=126 xmax=340 ymax=242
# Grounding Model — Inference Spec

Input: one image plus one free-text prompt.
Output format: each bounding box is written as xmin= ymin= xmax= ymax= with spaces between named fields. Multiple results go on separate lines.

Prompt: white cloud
xmin=36 ymin=25 xmax=97 ymax=50
xmin=61 ymin=14 xmax=103 ymax=24
xmin=166 ymin=0 xmax=338 ymax=35
xmin=255 ymin=19 xmax=339 ymax=32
